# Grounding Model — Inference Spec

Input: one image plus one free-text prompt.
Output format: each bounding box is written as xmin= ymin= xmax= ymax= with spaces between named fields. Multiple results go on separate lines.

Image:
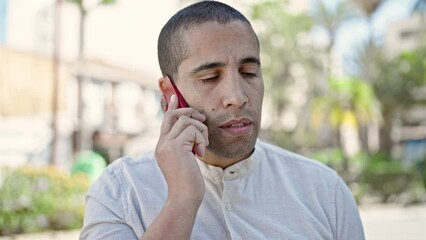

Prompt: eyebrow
xmin=240 ymin=56 xmax=261 ymax=66
xmin=191 ymin=62 xmax=226 ymax=74
xmin=190 ymin=56 xmax=261 ymax=74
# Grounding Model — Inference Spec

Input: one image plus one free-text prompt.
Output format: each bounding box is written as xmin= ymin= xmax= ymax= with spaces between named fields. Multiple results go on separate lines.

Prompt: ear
xmin=158 ymin=76 xmax=175 ymax=109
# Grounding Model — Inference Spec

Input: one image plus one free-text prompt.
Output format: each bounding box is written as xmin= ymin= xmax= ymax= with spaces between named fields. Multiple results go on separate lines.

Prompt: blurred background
xmin=0 ymin=0 xmax=425 ymax=239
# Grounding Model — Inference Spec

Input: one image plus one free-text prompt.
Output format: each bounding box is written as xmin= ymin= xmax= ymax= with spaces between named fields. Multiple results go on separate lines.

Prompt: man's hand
xmin=140 ymin=95 xmax=209 ymax=240
xmin=155 ymin=94 xmax=209 ymax=203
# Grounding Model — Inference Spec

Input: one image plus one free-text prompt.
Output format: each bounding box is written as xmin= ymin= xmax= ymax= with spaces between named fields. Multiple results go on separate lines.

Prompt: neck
xmin=198 ymin=148 xmax=254 ymax=169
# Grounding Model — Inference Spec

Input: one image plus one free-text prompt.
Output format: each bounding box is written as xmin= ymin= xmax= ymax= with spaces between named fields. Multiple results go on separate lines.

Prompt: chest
xmin=190 ymin=176 xmax=335 ymax=240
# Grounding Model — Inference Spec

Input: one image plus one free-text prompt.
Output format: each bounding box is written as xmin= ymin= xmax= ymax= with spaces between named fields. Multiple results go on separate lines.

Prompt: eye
xmin=239 ymin=65 xmax=259 ymax=78
xmin=200 ymin=75 xmax=220 ymax=83
xmin=241 ymin=72 xmax=258 ymax=78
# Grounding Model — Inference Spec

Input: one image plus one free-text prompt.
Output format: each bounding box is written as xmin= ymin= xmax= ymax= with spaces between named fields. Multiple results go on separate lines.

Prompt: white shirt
xmin=80 ymin=139 xmax=365 ymax=240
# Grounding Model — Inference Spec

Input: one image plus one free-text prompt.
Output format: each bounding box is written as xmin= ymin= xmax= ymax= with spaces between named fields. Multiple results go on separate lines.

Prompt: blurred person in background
xmin=80 ymin=1 xmax=365 ymax=239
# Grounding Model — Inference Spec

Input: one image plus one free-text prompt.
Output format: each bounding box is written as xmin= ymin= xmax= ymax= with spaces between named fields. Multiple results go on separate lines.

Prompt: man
xmin=80 ymin=1 xmax=365 ymax=239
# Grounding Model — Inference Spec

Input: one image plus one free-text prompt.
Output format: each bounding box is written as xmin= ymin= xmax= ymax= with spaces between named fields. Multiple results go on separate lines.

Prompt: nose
xmin=221 ymin=73 xmax=248 ymax=108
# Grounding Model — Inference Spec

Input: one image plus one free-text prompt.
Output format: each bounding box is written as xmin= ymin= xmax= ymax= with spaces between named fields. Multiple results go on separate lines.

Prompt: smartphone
xmin=168 ymin=76 xmax=189 ymax=109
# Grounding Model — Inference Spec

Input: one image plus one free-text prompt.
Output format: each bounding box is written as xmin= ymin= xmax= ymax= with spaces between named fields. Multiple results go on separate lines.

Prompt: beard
xmin=203 ymin=108 xmax=260 ymax=160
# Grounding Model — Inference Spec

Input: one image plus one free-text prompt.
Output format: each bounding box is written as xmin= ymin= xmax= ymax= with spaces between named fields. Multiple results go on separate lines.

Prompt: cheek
xmin=186 ymin=91 xmax=214 ymax=114
xmin=190 ymin=87 xmax=217 ymax=108
xmin=248 ymin=81 xmax=264 ymax=103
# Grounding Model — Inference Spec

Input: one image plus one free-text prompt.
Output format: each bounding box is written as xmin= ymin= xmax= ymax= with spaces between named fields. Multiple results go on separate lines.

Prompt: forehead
xmin=180 ymin=21 xmax=259 ymax=66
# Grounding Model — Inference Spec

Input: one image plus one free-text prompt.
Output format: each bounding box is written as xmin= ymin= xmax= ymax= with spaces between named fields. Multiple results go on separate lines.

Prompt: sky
xmin=0 ymin=0 xmax=6 ymax=43
xmin=329 ymin=0 xmax=417 ymax=74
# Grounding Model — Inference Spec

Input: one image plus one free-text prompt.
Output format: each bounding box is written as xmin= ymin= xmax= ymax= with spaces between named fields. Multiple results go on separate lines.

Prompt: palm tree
xmin=311 ymin=76 xmax=376 ymax=171
xmin=350 ymin=0 xmax=384 ymax=18
xmin=250 ymin=0 xmax=317 ymax=132
xmin=312 ymin=0 xmax=357 ymax=78
xmin=310 ymin=0 xmax=359 ymax=151
xmin=353 ymin=42 xmax=426 ymax=153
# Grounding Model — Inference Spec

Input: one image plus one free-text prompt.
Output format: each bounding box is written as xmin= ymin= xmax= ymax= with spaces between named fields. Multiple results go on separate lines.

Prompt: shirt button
xmin=225 ymin=203 xmax=232 ymax=211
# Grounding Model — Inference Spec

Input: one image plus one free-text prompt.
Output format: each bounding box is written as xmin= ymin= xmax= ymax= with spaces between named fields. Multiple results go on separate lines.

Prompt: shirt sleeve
xmin=334 ymin=177 xmax=365 ymax=240
xmin=79 ymin=165 xmax=140 ymax=240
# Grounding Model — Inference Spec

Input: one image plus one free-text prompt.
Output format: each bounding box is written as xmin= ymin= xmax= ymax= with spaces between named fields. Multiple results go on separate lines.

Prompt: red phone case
xmin=169 ymin=77 xmax=189 ymax=108
xmin=168 ymin=76 xmax=196 ymax=154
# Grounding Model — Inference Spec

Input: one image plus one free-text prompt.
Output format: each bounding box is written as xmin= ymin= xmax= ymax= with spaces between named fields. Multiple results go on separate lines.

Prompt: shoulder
xmin=256 ymin=139 xmax=336 ymax=173
xmin=107 ymin=151 xmax=157 ymax=175
xmin=255 ymin=139 xmax=340 ymax=183
xmin=87 ymin=151 xmax=158 ymax=200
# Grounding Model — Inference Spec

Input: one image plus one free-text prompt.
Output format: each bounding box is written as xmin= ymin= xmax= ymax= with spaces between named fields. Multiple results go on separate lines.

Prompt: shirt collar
xmin=196 ymin=140 xmax=263 ymax=181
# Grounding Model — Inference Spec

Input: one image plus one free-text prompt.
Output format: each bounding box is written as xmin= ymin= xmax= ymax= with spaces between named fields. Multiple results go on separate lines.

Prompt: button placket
xmin=225 ymin=202 xmax=233 ymax=211
xmin=222 ymin=176 xmax=238 ymax=239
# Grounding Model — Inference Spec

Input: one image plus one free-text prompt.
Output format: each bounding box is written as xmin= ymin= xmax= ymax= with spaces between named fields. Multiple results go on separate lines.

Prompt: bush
xmin=309 ymin=148 xmax=345 ymax=170
xmin=359 ymin=152 xmax=422 ymax=203
xmin=0 ymin=166 xmax=90 ymax=236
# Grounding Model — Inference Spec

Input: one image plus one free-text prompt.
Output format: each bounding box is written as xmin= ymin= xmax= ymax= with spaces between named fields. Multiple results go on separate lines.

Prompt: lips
xmin=227 ymin=122 xmax=249 ymax=128
xmin=219 ymin=118 xmax=253 ymax=136
xmin=220 ymin=118 xmax=253 ymax=128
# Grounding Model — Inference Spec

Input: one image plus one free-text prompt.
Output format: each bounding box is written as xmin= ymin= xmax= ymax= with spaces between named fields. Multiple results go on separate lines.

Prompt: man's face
xmin=174 ymin=20 xmax=264 ymax=162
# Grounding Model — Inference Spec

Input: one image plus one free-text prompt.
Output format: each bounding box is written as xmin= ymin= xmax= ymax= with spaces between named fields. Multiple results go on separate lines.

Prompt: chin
xmin=208 ymin=135 xmax=257 ymax=160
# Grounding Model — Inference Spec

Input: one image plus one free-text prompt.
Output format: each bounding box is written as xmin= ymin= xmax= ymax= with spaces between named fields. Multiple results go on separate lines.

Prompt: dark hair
xmin=157 ymin=1 xmax=253 ymax=79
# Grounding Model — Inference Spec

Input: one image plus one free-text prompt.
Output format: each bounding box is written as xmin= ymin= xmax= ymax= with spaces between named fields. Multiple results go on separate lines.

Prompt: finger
xmin=160 ymin=108 xmax=206 ymax=135
xmin=168 ymin=115 xmax=209 ymax=145
xmin=178 ymin=125 xmax=207 ymax=157
xmin=167 ymin=94 xmax=179 ymax=111
xmin=193 ymin=130 xmax=207 ymax=157
xmin=168 ymin=107 xmax=206 ymax=122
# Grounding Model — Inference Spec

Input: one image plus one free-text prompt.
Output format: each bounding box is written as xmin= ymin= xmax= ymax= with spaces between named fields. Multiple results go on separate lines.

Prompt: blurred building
xmin=0 ymin=0 xmax=178 ymax=168
xmin=384 ymin=13 xmax=426 ymax=163
xmin=385 ymin=13 xmax=425 ymax=57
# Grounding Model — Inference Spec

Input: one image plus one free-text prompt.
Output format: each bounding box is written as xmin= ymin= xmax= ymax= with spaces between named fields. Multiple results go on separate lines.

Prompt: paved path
xmin=360 ymin=203 xmax=426 ymax=240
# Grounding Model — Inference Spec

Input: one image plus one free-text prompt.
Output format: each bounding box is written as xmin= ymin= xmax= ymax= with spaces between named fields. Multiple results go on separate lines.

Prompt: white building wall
xmin=385 ymin=14 xmax=425 ymax=57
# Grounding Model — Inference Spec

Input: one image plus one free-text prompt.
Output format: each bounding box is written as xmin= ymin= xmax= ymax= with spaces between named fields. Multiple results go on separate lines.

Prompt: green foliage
xmin=308 ymin=149 xmax=425 ymax=203
xmin=310 ymin=147 xmax=345 ymax=169
xmin=359 ymin=152 xmax=421 ymax=203
xmin=414 ymin=156 xmax=426 ymax=189
xmin=99 ymin=0 xmax=117 ymax=5
xmin=371 ymin=46 xmax=426 ymax=112
xmin=65 ymin=0 xmax=81 ymax=3
xmin=250 ymin=0 xmax=318 ymax=119
xmin=0 ymin=166 xmax=89 ymax=236
xmin=312 ymin=0 xmax=358 ymax=40
xmin=311 ymin=76 xmax=375 ymax=129
xmin=309 ymin=148 xmax=367 ymax=182
xmin=350 ymin=41 xmax=426 ymax=153
xmin=399 ymin=47 xmax=426 ymax=86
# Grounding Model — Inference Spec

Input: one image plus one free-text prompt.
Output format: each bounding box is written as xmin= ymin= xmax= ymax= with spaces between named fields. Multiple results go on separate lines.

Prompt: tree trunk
xmin=379 ymin=122 xmax=392 ymax=154
xmin=358 ymin=123 xmax=370 ymax=155
xmin=379 ymin=109 xmax=393 ymax=154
